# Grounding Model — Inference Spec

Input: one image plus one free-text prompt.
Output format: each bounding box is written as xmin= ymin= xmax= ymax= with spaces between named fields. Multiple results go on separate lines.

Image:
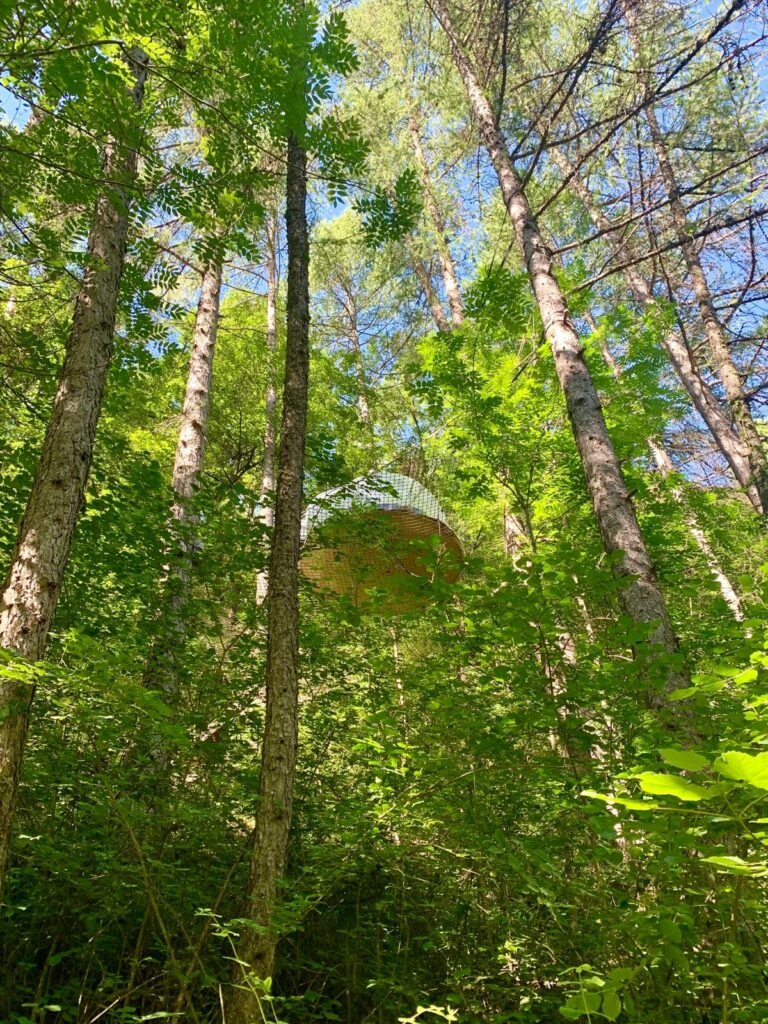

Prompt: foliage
xmin=1 ymin=0 xmax=768 ymax=1022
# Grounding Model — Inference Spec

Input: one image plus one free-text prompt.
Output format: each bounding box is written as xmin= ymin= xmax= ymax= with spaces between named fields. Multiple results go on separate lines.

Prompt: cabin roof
xmin=301 ymin=472 xmax=452 ymax=541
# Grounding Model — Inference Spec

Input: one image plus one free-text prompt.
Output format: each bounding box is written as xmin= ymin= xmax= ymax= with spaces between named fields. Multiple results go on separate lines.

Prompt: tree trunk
xmin=624 ymin=2 xmax=768 ymax=515
xmin=349 ymin=325 xmax=371 ymax=429
xmin=407 ymin=114 xmax=464 ymax=326
xmin=409 ymin=247 xmax=452 ymax=332
xmin=256 ymin=212 xmax=280 ymax=605
xmin=551 ymin=148 xmax=763 ymax=514
xmin=0 ymin=50 xmax=148 ymax=896
xmin=647 ymin=439 xmax=743 ymax=621
xmin=143 ymin=256 xmax=223 ymax=713
xmin=171 ymin=259 xmax=223 ymax=532
xmin=592 ymin=314 xmax=745 ymax=622
xmin=337 ymin=283 xmax=373 ymax=430
xmin=431 ymin=0 xmax=686 ymax=702
xmin=227 ymin=131 xmax=310 ymax=1020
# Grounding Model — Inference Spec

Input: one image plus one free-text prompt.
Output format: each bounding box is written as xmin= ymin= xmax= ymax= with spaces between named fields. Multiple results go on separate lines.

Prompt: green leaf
xmin=601 ymin=990 xmax=622 ymax=1021
xmin=636 ymin=773 xmax=712 ymax=801
xmin=581 ymin=790 xmax=660 ymax=811
xmin=659 ymin=748 xmax=709 ymax=771
xmin=658 ymin=919 xmax=682 ymax=943
xmin=47 ymin=949 xmax=76 ymax=967
xmin=667 ymin=686 xmax=699 ymax=700
xmin=734 ymin=668 xmax=758 ymax=685
xmin=702 ymin=855 xmax=768 ymax=876
xmin=559 ymin=991 xmax=602 ymax=1019
xmin=713 ymin=751 xmax=768 ymax=790
xmin=606 ymin=968 xmax=634 ymax=984
xmin=614 ymin=798 xmax=661 ymax=811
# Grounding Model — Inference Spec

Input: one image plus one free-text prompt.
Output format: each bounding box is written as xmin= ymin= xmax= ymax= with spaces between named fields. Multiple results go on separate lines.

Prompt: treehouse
xmin=300 ymin=472 xmax=463 ymax=611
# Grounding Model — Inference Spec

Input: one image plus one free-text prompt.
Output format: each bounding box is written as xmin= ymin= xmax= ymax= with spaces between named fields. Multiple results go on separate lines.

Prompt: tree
xmin=550 ymin=147 xmax=764 ymax=514
xmin=256 ymin=209 xmax=281 ymax=604
xmin=429 ymin=0 xmax=687 ymax=706
xmin=141 ymin=252 xmax=223 ymax=770
xmin=0 ymin=47 xmax=148 ymax=894
xmin=623 ymin=0 xmax=768 ymax=516
xmin=407 ymin=113 xmax=464 ymax=327
xmin=2 ymin=1 xmax=768 ymax=1020
xmin=226 ymin=127 xmax=310 ymax=1020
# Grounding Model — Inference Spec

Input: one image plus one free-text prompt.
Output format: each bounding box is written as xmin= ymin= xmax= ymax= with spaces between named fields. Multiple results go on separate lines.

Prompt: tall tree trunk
xmin=624 ymin=3 xmax=768 ymax=515
xmin=409 ymin=247 xmax=452 ymax=331
xmin=0 ymin=50 xmax=148 ymax=896
xmin=407 ymin=114 xmax=464 ymax=326
xmin=551 ymin=148 xmax=763 ymax=514
xmin=337 ymin=283 xmax=373 ymax=429
xmin=431 ymin=0 xmax=687 ymax=703
xmin=144 ymin=256 xmax=223 ymax=710
xmin=171 ymin=259 xmax=223 ymax=534
xmin=589 ymin=312 xmax=745 ymax=622
xmin=227 ymin=131 xmax=310 ymax=1020
xmin=351 ymin=329 xmax=372 ymax=428
xmin=256 ymin=212 xmax=280 ymax=605
xmin=647 ymin=440 xmax=744 ymax=621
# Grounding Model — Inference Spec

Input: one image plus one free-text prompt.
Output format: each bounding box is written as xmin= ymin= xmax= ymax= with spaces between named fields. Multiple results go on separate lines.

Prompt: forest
xmin=1 ymin=0 xmax=768 ymax=1020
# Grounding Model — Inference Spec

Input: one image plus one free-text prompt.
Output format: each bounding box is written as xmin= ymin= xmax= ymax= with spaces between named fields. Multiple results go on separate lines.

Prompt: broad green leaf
xmin=607 ymin=968 xmax=634 ymax=984
xmin=581 ymin=790 xmax=659 ymax=811
xmin=613 ymin=798 xmax=661 ymax=811
xmin=659 ymin=748 xmax=709 ymax=771
xmin=559 ymin=991 xmax=602 ymax=1019
xmin=668 ymin=686 xmax=699 ymax=700
xmin=702 ymin=855 xmax=768 ymax=876
xmin=734 ymin=668 xmax=758 ymax=685
xmin=713 ymin=752 xmax=768 ymax=790
xmin=601 ymin=990 xmax=622 ymax=1021
xmin=658 ymin=919 xmax=681 ymax=943
xmin=636 ymin=773 xmax=712 ymax=801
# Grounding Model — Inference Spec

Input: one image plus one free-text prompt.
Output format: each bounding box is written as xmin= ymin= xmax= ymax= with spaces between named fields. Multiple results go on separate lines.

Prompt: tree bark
xmin=407 ymin=114 xmax=464 ymax=326
xmin=647 ymin=439 xmax=743 ymax=621
xmin=431 ymin=0 xmax=686 ymax=701
xmin=590 ymin=312 xmax=745 ymax=622
xmin=256 ymin=212 xmax=280 ymax=605
xmin=227 ymin=131 xmax=310 ymax=1020
xmin=409 ymin=247 xmax=452 ymax=332
xmin=144 ymin=256 xmax=223 ymax=712
xmin=171 ymin=260 xmax=223 ymax=531
xmin=550 ymin=148 xmax=763 ymax=514
xmin=0 ymin=49 xmax=148 ymax=896
xmin=624 ymin=2 xmax=768 ymax=515
xmin=336 ymin=282 xmax=373 ymax=429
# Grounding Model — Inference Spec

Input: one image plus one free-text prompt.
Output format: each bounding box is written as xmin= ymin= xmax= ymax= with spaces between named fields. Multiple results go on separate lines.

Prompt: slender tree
xmin=227 ymin=130 xmax=310 ymax=1018
xmin=407 ymin=246 xmax=452 ymax=332
xmin=143 ymin=255 xmax=223 ymax=714
xmin=407 ymin=113 xmax=464 ymax=326
xmin=407 ymin=120 xmax=465 ymax=331
xmin=429 ymin=0 xmax=687 ymax=703
xmin=550 ymin=148 xmax=764 ymax=514
xmin=0 ymin=49 xmax=148 ymax=895
xmin=256 ymin=210 xmax=280 ymax=605
xmin=170 ymin=259 xmax=223 ymax=552
xmin=624 ymin=1 xmax=768 ymax=515
xmin=648 ymin=440 xmax=744 ymax=620
xmin=332 ymin=276 xmax=373 ymax=429
xmin=586 ymin=309 xmax=745 ymax=620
